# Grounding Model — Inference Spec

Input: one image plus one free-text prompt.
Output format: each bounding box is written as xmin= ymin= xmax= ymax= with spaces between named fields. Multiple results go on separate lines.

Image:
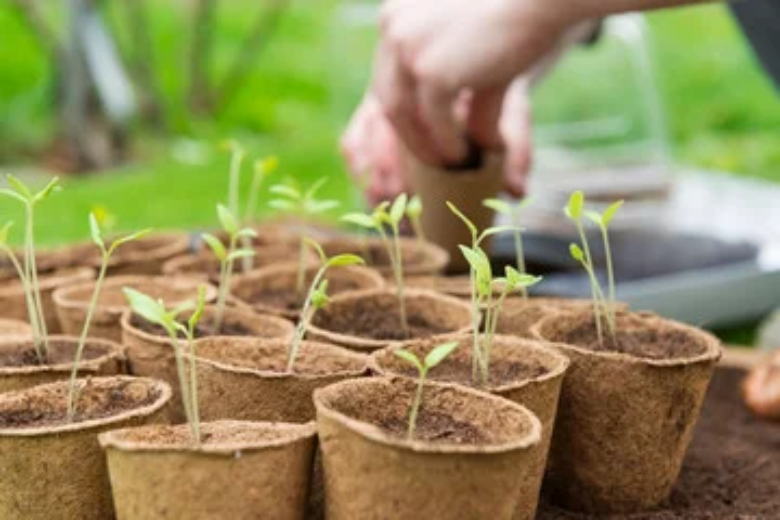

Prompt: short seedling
xmin=394 ymin=341 xmax=459 ymax=440
xmin=0 ymin=174 xmax=61 ymax=361
xmin=66 ymin=214 xmax=151 ymax=421
xmin=287 ymin=239 xmax=363 ymax=372
xmin=269 ymin=177 xmax=339 ymax=300
xmin=459 ymin=242 xmax=541 ymax=384
xmin=124 ymin=286 xmax=208 ymax=446
xmin=447 ymin=201 xmax=523 ymax=381
xmin=483 ymin=197 xmax=533 ymax=297
xmin=564 ymin=191 xmax=623 ymax=345
xmin=343 ymin=193 xmax=410 ymax=332
xmin=201 ymin=204 xmax=257 ymax=333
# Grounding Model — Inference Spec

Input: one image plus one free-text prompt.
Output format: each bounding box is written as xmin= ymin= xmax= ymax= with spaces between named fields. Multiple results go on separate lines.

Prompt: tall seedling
xmin=483 ymin=197 xmax=533 ymax=297
xmin=447 ymin=201 xmax=520 ymax=380
xmin=286 ymin=239 xmax=363 ymax=372
xmin=394 ymin=341 xmax=458 ymax=440
xmin=201 ymin=204 xmax=257 ymax=333
xmin=565 ymin=191 xmax=623 ymax=345
xmin=66 ymin=214 xmax=151 ymax=421
xmin=124 ymin=286 xmax=208 ymax=446
xmin=241 ymin=155 xmax=278 ymax=272
xmin=0 ymin=175 xmax=60 ymax=361
xmin=269 ymin=178 xmax=339 ymax=300
xmin=343 ymin=194 xmax=410 ymax=332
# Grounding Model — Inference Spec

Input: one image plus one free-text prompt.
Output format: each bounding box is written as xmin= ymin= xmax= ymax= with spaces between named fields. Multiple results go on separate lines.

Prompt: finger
xmin=467 ymin=87 xmax=507 ymax=152
xmin=500 ymin=82 xmax=533 ymax=198
xmin=417 ymin=82 xmax=467 ymax=165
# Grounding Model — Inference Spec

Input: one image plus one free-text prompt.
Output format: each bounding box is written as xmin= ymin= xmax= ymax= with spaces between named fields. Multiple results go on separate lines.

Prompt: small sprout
xmin=483 ymin=197 xmax=533 ymax=297
xmin=222 ymin=140 xmax=245 ymax=219
xmin=244 ymin=155 xmax=279 ymax=225
xmin=269 ymin=177 xmax=340 ymax=299
xmin=67 ymin=214 xmax=151 ymax=421
xmin=343 ymin=193 xmax=409 ymax=332
xmin=394 ymin=341 xmax=459 ymax=440
xmin=0 ymin=174 xmax=62 ymax=360
xmin=287 ymin=238 xmax=363 ymax=372
xmin=202 ymin=204 xmax=256 ymax=333
xmin=565 ymin=191 xmax=623 ymax=345
xmin=124 ymin=286 xmax=207 ymax=446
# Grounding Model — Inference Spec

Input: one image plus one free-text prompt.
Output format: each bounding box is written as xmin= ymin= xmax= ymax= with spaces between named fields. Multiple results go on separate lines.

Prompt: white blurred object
xmin=758 ymin=309 xmax=780 ymax=351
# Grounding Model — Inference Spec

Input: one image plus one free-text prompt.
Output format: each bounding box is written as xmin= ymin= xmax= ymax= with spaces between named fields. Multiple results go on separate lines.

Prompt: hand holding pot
xmin=743 ymin=349 xmax=780 ymax=420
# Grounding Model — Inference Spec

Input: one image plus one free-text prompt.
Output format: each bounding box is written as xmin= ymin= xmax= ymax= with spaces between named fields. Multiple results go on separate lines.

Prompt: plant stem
xmin=287 ymin=266 xmax=327 ymax=372
xmin=600 ymin=224 xmax=617 ymax=339
xmin=391 ymin=227 xmax=408 ymax=332
xmin=575 ymin=220 xmax=607 ymax=345
xmin=26 ymin=205 xmax=48 ymax=358
xmin=2 ymin=245 xmax=42 ymax=359
xmin=295 ymin=237 xmax=306 ymax=300
xmin=169 ymin=330 xmax=196 ymax=442
xmin=407 ymin=369 xmax=427 ymax=440
xmin=213 ymin=235 xmax=237 ymax=333
xmin=186 ymin=331 xmax=201 ymax=446
xmin=66 ymin=254 xmax=109 ymax=421
xmin=513 ymin=228 xmax=527 ymax=299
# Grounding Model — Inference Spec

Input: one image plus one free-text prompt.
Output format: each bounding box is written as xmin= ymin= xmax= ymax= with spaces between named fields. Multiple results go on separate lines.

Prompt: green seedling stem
xmin=66 ymin=214 xmax=151 ymax=421
xmin=394 ymin=341 xmax=458 ymax=440
xmin=483 ymin=197 xmax=533 ymax=298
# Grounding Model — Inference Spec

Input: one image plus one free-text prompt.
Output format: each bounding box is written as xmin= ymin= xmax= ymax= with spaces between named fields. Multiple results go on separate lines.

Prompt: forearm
xmin=566 ymin=0 xmax=714 ymax=20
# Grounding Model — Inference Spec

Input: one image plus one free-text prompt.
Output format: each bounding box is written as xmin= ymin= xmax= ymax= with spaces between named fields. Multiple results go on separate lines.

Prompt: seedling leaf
xmin=123 ymin=288 xmax=167 ymax=326
xmin=6 ymin=174 xmax=32 ymax=200
xmin=269 ymin=184 xmax=301 ymax=200
xmin=390 ymin=193 xmax=408 ymax=224
xmin=483 ymin=198 xmax=511 ymax=215
xmin=305 ymin=177 xmax=328 ymax=200
xmin=217 ymin=204 xmax=239 ymax=235
xmin=584 ymin=210 xmax=602 ymax=226
xmin=202 ymin=233 xmax=227 ymax=262
xmin=227 ymin=249 xmax=256 ymax=262
xmin=188 ymin=286 xmax=207 ymax=331
xmin=569 ymin=243 xmax=585 ymax=263
xmin=602 ymin=200 xmax=624 ymax=226
xmin=89 ymin=212 xmax=104 ymax=250
xmin=311 ymin=280 xmax=330 ymax=308
xmin=268 ymin=199 xmax=294 ymax=211
xmin=342 ymin=213 xmax=377 ymax=229
xmin=306 ymin=199 xmax=339 ymax=214
xmin=0 ymin=188 xmax=27 ymax=204
xmin=447 ymin=201 xmax=477 ymax=239
xmin=33 ymin=177 xmax=61 ymax=203
xmin=424 ymin=341 xmax=458 ymax=369
xmin=406 ymin=195 xmax=422 ymax=218
xmin=326 ymin=254 xmax=364 ymax=268
xmin=236 ymin=228 xmax=258 ymax=239
xmin=479 ymin=225 xmax=518 ymax=243
xmin=111 ymin=228 xmax=152 ymax=252
xmin=565 ymin=191 xmax=584 ymax=220
xmin=394 ymin=349 xmax=423 ymax=372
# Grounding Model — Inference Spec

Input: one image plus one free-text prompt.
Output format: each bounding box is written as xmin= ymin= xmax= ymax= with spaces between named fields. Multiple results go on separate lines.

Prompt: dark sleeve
xmin=730 ymin=0 xmax=780 ymax=90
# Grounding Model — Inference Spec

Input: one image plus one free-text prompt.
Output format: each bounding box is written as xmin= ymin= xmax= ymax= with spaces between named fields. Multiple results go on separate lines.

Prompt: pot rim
xmin=322 ymin=235 xmax=450 ymax=275
xmin=0 ymin=376 xmax=171 ymax=437
xmin=98 ymin=419 xmax=317 ymax=455
xmin=370 ymin=333 xmax=571 ymax=393
xmin=53 ymin=275 xmax=217 ymax=315
xmin=531 ymin=310 xmax=722 ymax=367
xmin=193 ymin=336 xmax=369 ymax=381
xmin=0 ymin=334 xmax=125 ymax=375
xmin=314 ymin=376 xmax=542 ymax=454
xmin=307 ymin=287 xmax=473 ymax=351
xmin=0 ymin=266 xmax=94 ymax=298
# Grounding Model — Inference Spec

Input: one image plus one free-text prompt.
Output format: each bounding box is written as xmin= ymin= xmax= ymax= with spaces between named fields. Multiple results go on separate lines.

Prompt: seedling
xmin=459 ymin=243 xmax=541 ymax=384
xmin=240 ymin=156 xmax=278 ymax=272
xmin=124 ymin=286 xmax=207 ymax=446
xmin=0 ymin=222 xmax=40 ymax=356
xmin=222 ymin=140 xmax=245 ymax=220
xmin=447 ymin=201 xmax=520 ymax=380
xmin=394 ymin=341 xmax=458 ymax=440
xmin=483 ymin=197 xmax=533 ymax=297
xmin=269 ymin=177 xmax=339 ymax=300
xmin=343 ymin=194 xmax=410 ymax=332
xmin=201 ymin=204 xmax=257 ymax=332
xmin=564 ymin=191 xmax=623 ymax=345
xmin=66 ymin=214 xmax=151 ymax=421
xmin=287 ymin=239 xmax=363 ymax=372
xmin=0 ymin=174 xmax=61 ymax=361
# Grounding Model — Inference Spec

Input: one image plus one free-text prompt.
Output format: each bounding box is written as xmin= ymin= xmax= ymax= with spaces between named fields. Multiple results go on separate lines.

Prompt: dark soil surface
xmin=379 ymin=409 xmax=487 ymax=445
xmin=318 ymin=307 xmax=448 ymax=341
xmin=0 ymin=379 xmax=161 ymax=428
xmin=538 ymin=367 xmax=780 ymax=518
xmin=392 ymin=356 xmax=548 ymax=389
xmin=131 ymin=314 xmax=253 ymax=339
xmin=0 ymin=341 xmax=108 ymax=368
xmin=243 ymin=276 xmax=366 ymax=313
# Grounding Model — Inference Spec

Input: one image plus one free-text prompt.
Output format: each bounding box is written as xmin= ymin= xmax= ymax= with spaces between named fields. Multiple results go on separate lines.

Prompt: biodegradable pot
xmin=53 ymin=275 xmax=217 ymax=342
xmin=121 ymin=305 xmax=294 ymax=422
xmin=162 ymin=243 xmax=306 ymax=283
xmin=406 ymin=273 xmax=473 ymax=298
xmin=371 ymin=333 xmax=570 ymax=519
xmin=0 ymin=266 xmax=94 ymax=334
xmin=194 ymin=336 xmax=368 ymax=423
xmin=100 ymin=420 xmax=317 ymax=520
xmin=0 ymin=335 xmax=125 ymax=393
xmin=308 ymin=288 xmax=472 ymax=352
xmin=495 ymin=296 xmax=596 ymax=339
xmin=231 ymin=264 xmax=385 ymax=320
xmin=405 ymin=150 xmax=503 ymax=273
xmin=531 ymin=309 xmax=722 ymax=513
xmin=315 ymin=377 xmax=543 ymax=520
xmin=104 ymin=231 xmax=192 ymax=276
xmin=0 ymin=376 xmax=171 ymax=520
xmin=0 ymin=318 xmax=33 ymax=338
xmin=321 ymin=235 xmax=449 ymax=278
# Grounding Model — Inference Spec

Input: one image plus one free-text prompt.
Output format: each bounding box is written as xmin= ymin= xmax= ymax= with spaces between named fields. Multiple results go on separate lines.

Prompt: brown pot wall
xmin=531 ymin=310 xmax=722 ymax=513
xmin=53 ymin=275 xmax=216 ymax=342
xmin=231 ymin=264 xmax=384 ymax=320
xmin=0 ymin=318 xmax=33 ymax=338
xmin=371 ymin=334 xmax=570 ymax=519
xmin=0 ymin=266 xmax=94 ymax=334
xmin=105 ymin=231 xmax=192 ymax=276
xmin=194 ymin=337 xmax=368 ymax=423
xmin=100 ymin=421 xmax=316 ymax=520
xmin=0 ymin=376 xmax=171 ymax=520
xmin=308 ymin=288 xmax=472 ymax=352
xmin=314 ymin=377 xmax=542 ymax=520
xmin=405 ymin=151 xmax=503 ymax=274
xmin=121 ymin=305 xmax=293 ymax=423
xmin=0 ymin=335 xmax=125 ymax=393
xmin=321 ymin=236 xmax=449 ymax=278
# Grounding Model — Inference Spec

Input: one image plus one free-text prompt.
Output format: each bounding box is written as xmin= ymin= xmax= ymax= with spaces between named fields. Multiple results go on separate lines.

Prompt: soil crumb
xmin=379 ymin=409 xmax=487 ymax=445
xmin=392 ymin=356 xmax=548 ymax=388
xmin=131 ymin=314 xmax=253 ymax=339
xmin=538 ymin=367 xmax=780 ymax=518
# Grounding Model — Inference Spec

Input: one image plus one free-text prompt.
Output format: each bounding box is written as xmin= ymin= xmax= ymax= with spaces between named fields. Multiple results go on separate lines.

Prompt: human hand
xmin=341 ymin=79 xmax=533 ymax=203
